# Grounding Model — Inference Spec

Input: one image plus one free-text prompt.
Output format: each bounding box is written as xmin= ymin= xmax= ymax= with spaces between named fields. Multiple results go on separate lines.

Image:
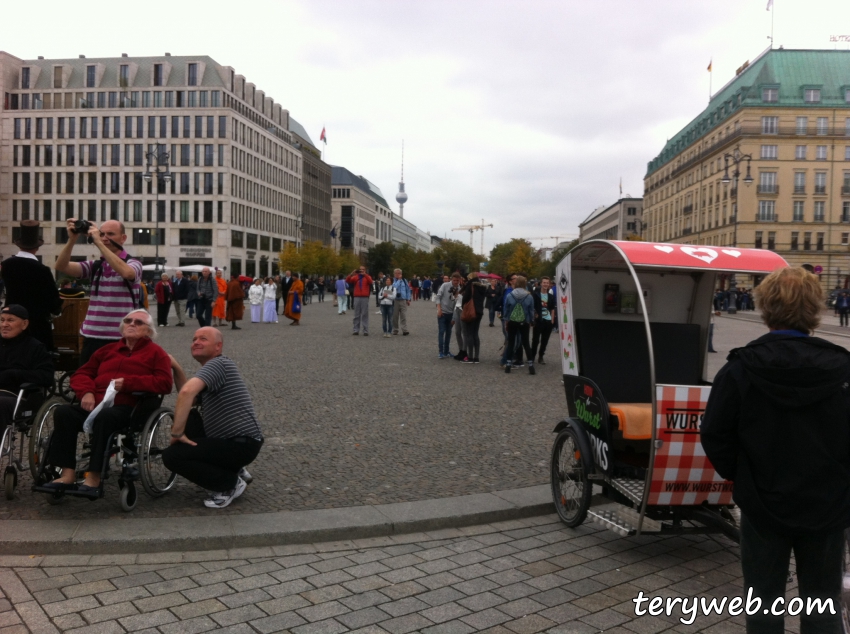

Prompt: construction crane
xmin=523 ymin=235 xmax=579 ymax=249
xmin=452 ymin=219 xmax=494 ymax=255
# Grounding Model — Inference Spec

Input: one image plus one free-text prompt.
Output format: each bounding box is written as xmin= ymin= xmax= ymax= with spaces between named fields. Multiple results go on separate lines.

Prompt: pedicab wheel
xmin=140 ymin=408 xmax=177 ymax=497
xmin=4 ymin=470 xmax=16 ymax=500
xmin=119 ymin=481 xmax=137 ymax=512
xmin=550 ymin=423 xmax=593 ymax=527
xmin=842 ymin=528 xmax=850 ymax=634
xmin=29 ymin=400 xmax=61 ymax=480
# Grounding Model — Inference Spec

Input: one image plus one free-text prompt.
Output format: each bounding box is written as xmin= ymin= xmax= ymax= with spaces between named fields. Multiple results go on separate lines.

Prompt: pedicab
xmin=549 ymin=240 xmax=787 ymax=541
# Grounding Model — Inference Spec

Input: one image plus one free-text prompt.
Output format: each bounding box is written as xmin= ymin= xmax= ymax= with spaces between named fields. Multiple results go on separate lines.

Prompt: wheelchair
xmin=31 ymin=392 xmax=177 ymax=512
xmin=0 ymin=384 xmax=49 ymax=500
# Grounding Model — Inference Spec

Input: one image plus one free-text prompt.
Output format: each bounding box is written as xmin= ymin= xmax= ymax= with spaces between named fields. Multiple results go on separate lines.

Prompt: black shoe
xmin=489 ymin=323 xmax=494 ymax=327
xmin=353 ymin=332 xmax=359 ymax=335
xmin=231 ymin=326 xmax=241 ymax=330
xmin=454 ymin=351 xmax=467 ymax=360
xmin=505 ymin=364 xmax=511 ymax=374
xmin=528 ymin=363 xmax=536 ymax=375
xmin=363 ymin=333 xmax=369 ymax=336
xmin=403 ymin=332 xmax=409 ymax=336
xmin=461 ymin=357 xmax=474 ymax=364
xmin=538 ymin=356 xmax=545 ymax=365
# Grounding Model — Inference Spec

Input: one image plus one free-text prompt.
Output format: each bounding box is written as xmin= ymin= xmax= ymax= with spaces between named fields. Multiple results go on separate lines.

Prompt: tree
xmin=298 ymin=241 xmax=324 ymax=276
xmin=391 ymin=245 xmax=435 ymax=277
xmin=366 ymin=241 xmax=395 ymax=276
xmin=487 ymin=239 xmax=539 ymax=278
xmin=433 ymin=240 xmax=477 ymax=276
xmin=337 ymin=250 xmax=361 ymax=276
xmin=278 ymin=242 xmax=300 ymax=274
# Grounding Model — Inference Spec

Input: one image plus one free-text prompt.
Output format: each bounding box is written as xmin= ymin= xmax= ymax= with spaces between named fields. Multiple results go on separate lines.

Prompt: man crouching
xmin=165 ymin=327 xmax=263 ymax=508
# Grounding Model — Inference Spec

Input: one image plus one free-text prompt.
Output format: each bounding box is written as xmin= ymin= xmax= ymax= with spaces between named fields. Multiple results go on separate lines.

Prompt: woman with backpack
xmin=502 ymin=275 xmax=535 ymax=375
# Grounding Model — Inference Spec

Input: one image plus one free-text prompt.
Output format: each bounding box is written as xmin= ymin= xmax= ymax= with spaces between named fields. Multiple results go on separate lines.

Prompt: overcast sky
xmin=4 ymin=0 xmax=848 ymax=253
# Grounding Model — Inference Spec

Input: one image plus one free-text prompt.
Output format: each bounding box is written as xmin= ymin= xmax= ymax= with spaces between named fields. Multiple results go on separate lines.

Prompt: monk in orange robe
xmin=212 ymin=269 xmax=228 ymax=326
xmin=284 ymin=273 xmax=305 ymax=325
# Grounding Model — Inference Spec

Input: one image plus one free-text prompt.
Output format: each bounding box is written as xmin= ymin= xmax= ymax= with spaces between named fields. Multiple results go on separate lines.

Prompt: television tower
xmin=395 ymin=141 xmax=408 ymax=218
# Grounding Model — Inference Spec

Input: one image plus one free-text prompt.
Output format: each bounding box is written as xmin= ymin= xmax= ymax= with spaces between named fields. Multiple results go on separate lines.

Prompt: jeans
xmin=352 ymin=296 xmax=370 ymax=334
xmin=840 ymin=309 xmax=849 ymax=327
xmin=337 ymin=295 xmax=347 ymax=314
xmin=381 ymin=304 xmax=394 ymax=334
xmin=392 ymin=300 xmax=408 ymax=334
xmin=740 ymin=513 xmax=842 ymax=634
xmin=531 ymin=320 xmax=552 ymax=360
xmin=187 ymin=299 xmax=196 ymax=318
xmin=196 ymin=297 xmax=213 ymax=327
xmin=49 ymin=404 xmax=135 ymax=474
xmin=318 ymin=290 xmax=324 ymax=302
xmin=488 ymin=304 xmax=497 ymax=326
xmin=453 ymin=308 xmax=464 ymax=352
xmin=162 ymin=410 xmax=262 ymax=492
xmin=503 ymin=322 xmax=532 ymax=366
xmin=461 ymin=315 xmax=483 ymax=359
xmin=437 ymin=313 xmax=453 ymax=355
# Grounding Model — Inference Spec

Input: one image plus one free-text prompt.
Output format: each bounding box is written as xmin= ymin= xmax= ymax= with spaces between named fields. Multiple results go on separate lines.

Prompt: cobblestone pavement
xmin=0 ymin=514 xmax=774 ymax=634
xmin=5 ymin=300 xmax=850 ymax=521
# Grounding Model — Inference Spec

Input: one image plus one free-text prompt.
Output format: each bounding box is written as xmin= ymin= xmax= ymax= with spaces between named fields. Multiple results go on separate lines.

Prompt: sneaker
xmin=461 ymin=357 xmax=474 ymax=364
xmin=505 ymin=364 xmax=511 ymax=374
xmin=473 ymin=358 xmax=480 ymax=364
xmin=454 ymin=351 xmax=467 ymax=361
xmin=239 ymin=467 xmax=253 ymax=484
xmin=204 ymin=477 xmax=247 ymax=509
xmin=512 ymin=362 xmax=524 ymax=368
xmin=403 ymin=332 xmax=409 ymax=336
xmin=528 ymin=363 xmax=536 ymax=375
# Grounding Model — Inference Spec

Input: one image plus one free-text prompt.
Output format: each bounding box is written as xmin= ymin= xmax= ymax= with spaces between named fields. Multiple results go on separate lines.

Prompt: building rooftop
xmin=579 ymin=198 xmax=642 ymax=227
xmin=646 ymin=48 xmax=850 ymax=177
xmin=331 ymin=166 xmax=391 ymax=208
xmin=288 ymin=117 xmax=315 ymax=148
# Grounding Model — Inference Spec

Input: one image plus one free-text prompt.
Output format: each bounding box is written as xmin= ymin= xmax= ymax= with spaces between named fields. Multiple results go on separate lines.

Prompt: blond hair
xmin=514 ymin=275 xmax=528 ymax=289
xmin=754 ymin=267 xmax=823 ymax=334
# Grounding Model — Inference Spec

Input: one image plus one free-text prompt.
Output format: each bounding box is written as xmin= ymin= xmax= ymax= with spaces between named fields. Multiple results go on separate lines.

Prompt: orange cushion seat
xmin=608 ymin=403 xmax=653 ymax=440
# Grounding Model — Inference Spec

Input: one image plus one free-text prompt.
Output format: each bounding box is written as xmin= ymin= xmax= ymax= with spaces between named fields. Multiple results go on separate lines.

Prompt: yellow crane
xmin=452 ymin=219 xmax=494 ymax=255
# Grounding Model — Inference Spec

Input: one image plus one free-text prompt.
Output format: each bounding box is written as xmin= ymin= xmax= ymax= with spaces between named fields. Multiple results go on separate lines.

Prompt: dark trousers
xmin=437 ymin=313 xmax=453 ymax=355
xmin=49 ymin=404 xmax=134 ymax=474
xmin=196 ymin=297 xmax=212 ymax=327
xmin=507 ymin=322 xmax=532 ymax=365
xmin=488 ymin=304 xmax=497 ymax=326
xmin=740 ymin=513 xmax=842 ymax=634
xmin=461 ymin=315 xmax=483 ymax=359
xmin=318 ymin=290 xmax=324 ymax=302
xmin=275 ymin=297 xmax=281 ymax=313
xmin=162 ymin=410 xmax=262 ymax=492
xmin=840 ymin=308 xmax=849 ymax=326
xmin=531 ymin=321 xmax=552 ymax=360
xmin=80 ymin=337 xmax=118 ymax=367
xmin=156 ymin=301 xmax=171 ymax=326
xmin=186 ymin=299 xmax=196 ymax=318
xmin=0 ymin=394 xmax=17 ymax=427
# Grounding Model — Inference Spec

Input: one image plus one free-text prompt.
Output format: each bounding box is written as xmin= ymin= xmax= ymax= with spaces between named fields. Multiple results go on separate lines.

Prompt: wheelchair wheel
xmin=29 ymin=400 xmax=61 ymax=481
xmin=4 ymin=469 xmax=16 ymax=500
xmin=1 ymin=426 xmax=14 ymax=496
xmin=140 ymin=408 xmax=177 ymax=497
xmin=56 ymin=372 xmax=74 ymax=402
xmin=119 ymin=481 xmax=137 ymax=512
xmin=550 ymin=422 xmax=593 ymax=527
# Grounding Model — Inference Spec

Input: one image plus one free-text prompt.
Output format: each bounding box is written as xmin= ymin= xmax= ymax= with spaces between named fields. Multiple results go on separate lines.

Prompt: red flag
xmin=319 ymin=127 xmax=327 ymax=143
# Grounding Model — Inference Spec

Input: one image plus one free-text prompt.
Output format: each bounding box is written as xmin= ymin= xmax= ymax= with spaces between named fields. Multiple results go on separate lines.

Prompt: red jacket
xmin=71 ymin=337 xmax=173 ymax=407
xmin=345 ymin=273 xmax=374 ymax=297
xmin=155 ymin=281 xmax=173 ymax=304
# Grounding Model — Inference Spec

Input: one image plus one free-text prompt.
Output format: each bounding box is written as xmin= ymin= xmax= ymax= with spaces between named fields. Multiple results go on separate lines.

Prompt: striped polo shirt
xmin=78 ymin=251 xmax=143 ymax=340
xmin=194 ymin=356 xmax=263 ymax=440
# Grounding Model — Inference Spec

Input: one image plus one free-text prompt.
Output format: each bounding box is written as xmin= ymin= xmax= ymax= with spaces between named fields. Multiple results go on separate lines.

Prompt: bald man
xmin=165 ymin=328 xmax=263 ymax=509
xmin=56 ymin=219 xmax=143 ymax=364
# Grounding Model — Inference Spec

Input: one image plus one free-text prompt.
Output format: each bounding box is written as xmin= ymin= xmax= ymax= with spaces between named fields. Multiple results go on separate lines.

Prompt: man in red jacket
xmin=346 ymin=266 xmax=374 ymax=336
xmin=41 ymin=309 xmax=173 ymax=495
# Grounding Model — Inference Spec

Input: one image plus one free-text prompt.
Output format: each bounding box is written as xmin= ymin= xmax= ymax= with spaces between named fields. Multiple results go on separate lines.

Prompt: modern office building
xmin=578 ymin=197 xmax=643 ymax=242
xmin=289 ymin=117 xmax=331 ymax=246
xmin=330 ymin=166 xmax=391 ymax=253
xmin=391 ymin=212 xmax=418 ymax=249
xmin=643 ymin=48 xmax=850 ymax=288
xmin=0 ymin=51 xmax=302 ymax=279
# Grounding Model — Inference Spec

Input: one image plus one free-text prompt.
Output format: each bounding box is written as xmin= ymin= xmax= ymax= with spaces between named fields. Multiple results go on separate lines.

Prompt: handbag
xmin=292 ymin=291 xmax=302 ymax=314
xmin=461 ymin=294 xmax=476 ymax=323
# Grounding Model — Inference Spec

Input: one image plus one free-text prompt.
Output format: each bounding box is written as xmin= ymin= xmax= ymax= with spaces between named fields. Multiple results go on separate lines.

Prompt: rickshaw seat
xmin=608 ymin=403 xmax=653 ymax=440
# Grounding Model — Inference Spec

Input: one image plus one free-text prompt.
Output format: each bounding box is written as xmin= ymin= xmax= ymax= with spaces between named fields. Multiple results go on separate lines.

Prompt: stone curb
xmin=0 ymin=485 xmax=553 ymax=555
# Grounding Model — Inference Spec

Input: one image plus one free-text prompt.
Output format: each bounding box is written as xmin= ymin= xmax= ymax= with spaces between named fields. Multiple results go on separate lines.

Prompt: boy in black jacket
xmin=531 ymin=277 xmax=556 ymax=364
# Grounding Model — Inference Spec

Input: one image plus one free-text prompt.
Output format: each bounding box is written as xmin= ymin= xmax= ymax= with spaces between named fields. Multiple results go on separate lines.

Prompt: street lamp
xmin=143 ymin=144 xmax=171 ymax=274
xmin=720 ymin=146 xmax=753 ymax=313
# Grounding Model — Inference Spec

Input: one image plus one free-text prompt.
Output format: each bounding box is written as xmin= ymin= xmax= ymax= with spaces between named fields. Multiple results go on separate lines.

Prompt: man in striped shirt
xmin=55 ymin=219 xmax=143 ymax=365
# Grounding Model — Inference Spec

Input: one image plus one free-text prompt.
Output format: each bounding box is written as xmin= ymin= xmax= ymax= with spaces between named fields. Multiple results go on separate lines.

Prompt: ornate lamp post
xmin=720 ymin=146 xmax=753 ymax=312
xmin=143 ymin=144 xmax=171 ymax=274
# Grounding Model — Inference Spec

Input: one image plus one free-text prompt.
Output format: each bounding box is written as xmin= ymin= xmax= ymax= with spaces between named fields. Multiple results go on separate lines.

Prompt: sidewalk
xmin=0 ymin=486 xmax=552 ymax=556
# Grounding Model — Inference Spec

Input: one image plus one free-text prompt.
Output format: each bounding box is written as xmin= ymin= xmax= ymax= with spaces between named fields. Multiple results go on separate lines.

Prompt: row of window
xmin=12 ymin=171 xmax=225 ymax=196
xmin=762 ymin=87 xmax=850 ymax=104
xmin=230 ymin=174 xmax=299 ymax=216
xmin=232 ymin=147 xmax=299 ymax=195
xmin=231 ymin=119 xmax=299 ymax=174
xmin=20 ymin=63 xmax=203 ymax=91
xmin=230 ymin=231 xmax=282 ymax=252
xmin=757 ymin=144 xmax=850 ymax=160
xmin=13 ymin=115 xmax=226 ymax=140
xmin=754 ymin=231 xmax=828 ymax=251
xmin=7 ymin=89 xmax=222 ymax=111
xmin=231 ymin=202 xmax=297 ymax=238
xmin=11 ymin=198 xmax=222 ymax=227
xmin=761 ymin=115 xmax=850 ymax=136
xmin=13 ymin=143 xmax=227 ymax=168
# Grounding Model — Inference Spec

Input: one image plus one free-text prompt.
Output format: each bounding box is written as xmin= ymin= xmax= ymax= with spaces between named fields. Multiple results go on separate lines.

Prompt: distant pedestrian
xmin=531 ymin=276 xmax=555 ymax=365
xmin=335 ymin=274 xmax=347 ymax=314
xmin=392 ymin=268 xmax=411 ymax=336
xmin=172 ymin=270 xmax=189 ymax=326
xmin=274 ymin=275 xmax=283 ymax=313
xmin=346 ymin=266 xmax=373 ymax=335
xmin=460 ymin=272 xmax=486 ymax=364
xmin=226 ymin=274 xmax=244 ymax=330
xmin=212 ymin=270 xmax=228 ymax=327
xmin=503 ymin=275 xmax=535 ymax=375
xmin=154 ymin=273 xmax=173 ymax=327
xmin=435 ymin=272 xmax=462 ymax=359
xmin=196 ymin=267 xmax=218 ymax=328
xmin=317 ymin=277 xmax=326 ymax=302
xmin=248 ymin=279 xmax=263 ymax=323
xmin=378 ymin=277 xmax=396 ymax=337
xmin=304 ymin=278 xmax=315 ymax=304
xmin=838 ymin=291 xmax=850 ymax=327
xmin=484 ymin=278 xmax=500 ymax=327
xmin=411 ymin=276 xmax=420 ymax=301
xmin=284 ymin=273 xmax=304 ymax=326
xmin=374 ymin=272 xmax=385 ymax=308
xmin=263 ymin=277 xmax=278 ymax=324
xmin=421 ymin=276 xmax=432 ymax=301
xmin=186 ymin=274 xmax=198 ymax=319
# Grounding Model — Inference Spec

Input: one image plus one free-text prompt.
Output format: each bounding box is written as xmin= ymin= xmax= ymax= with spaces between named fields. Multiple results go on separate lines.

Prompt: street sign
xmin=814 ymin=265 xmax=823 ymax=274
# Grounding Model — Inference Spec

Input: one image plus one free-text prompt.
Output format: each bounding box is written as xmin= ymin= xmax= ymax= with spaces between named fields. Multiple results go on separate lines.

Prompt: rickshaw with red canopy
xmin=550 ymin=240 xmax=787 ymax=540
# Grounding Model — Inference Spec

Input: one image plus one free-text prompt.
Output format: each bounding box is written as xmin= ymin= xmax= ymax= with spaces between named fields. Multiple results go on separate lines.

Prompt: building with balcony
xmin=0 ymin=51 xmax=303 ymax=280
xmin=642 ymin=48 xmax=850 ymax=287
xmin=289 ymin=118 xmax=331 ymax=246
xmin=578 ymin=197 xmax=643 ymax=242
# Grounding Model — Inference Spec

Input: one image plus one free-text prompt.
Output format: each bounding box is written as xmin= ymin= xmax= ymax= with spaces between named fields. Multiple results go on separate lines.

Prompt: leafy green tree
xmin=366 ymin=241 xmax=395 ymax=276
xmin=487 ymin=239 xmax=539 ymax=277
xmin=278 ymin=242 xmax=301 ymax=274
xmin=433 ymin=240 xmax=477 ymax=276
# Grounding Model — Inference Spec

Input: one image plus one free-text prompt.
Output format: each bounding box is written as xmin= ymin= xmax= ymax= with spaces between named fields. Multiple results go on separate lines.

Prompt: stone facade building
xmin=289 ymin=118 xmax=331 ymax=246
xmin=330 ymin=166 xmax=391 ymax=253
xmin=643 ymin=48 xmax=850 ymax=288
xmin=578 ymin=197 xmax=643 ymax=242
xmin=0 ymin=51 xmax=302 ymax=279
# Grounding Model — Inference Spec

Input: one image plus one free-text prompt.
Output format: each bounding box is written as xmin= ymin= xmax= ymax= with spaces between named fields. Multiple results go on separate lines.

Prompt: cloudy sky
xmin=4 ymin=0 xmax=848 ymax=253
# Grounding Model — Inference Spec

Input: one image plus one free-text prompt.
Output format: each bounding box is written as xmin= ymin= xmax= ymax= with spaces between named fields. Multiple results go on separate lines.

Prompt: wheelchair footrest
xmin=32 ymin=484 xmax=102 ymax=500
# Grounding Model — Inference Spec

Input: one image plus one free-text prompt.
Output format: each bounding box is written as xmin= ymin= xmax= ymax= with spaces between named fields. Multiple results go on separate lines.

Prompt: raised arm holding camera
xmin=55 ymin=218 xmax=143 ymax=365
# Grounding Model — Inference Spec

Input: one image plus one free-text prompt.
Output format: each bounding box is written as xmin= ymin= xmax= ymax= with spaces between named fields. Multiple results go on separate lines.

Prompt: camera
xmin=73 ymin=219 xmax=93 ymax=235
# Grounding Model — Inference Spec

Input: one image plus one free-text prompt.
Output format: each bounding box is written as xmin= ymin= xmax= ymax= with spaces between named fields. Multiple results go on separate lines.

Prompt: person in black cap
xmin=1 ymin=221 xmax=62 ymax=350
xmin=0 ymin=305 xmax=54 ymax=426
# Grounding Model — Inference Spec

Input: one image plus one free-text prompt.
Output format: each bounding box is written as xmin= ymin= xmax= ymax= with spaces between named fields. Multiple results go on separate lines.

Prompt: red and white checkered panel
xmin=647 ymin=385 xmax=734 ymax=506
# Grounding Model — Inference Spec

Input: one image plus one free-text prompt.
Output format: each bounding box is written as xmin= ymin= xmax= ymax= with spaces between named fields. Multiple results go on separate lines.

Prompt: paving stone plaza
xmin=2 ymin=300 xmax=846 ymax=632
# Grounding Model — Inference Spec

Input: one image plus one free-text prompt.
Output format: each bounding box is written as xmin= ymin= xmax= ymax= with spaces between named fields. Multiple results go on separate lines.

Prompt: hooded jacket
xmin=502 ymin=288 xmax=534 ymax=324
xmin=701 ymin=333 xmax=850 ymax=535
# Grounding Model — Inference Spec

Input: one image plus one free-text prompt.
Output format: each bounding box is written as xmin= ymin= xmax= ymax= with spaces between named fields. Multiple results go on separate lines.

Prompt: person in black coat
xmin=279 ymin=270 xmax=293 ymax=315
xmin=1 ymin=221 xmax=62 ymax=350
xmin=171 ymin=270 xmax=190 ymax=326
xmin=530 ymin=276 xmax=556 ymax=364
xmin=484 ymin=278 xmax=501 ymax=327
xmin=701 ymin=267 xmax=848 ymax=633
xmin=0 ymin=305 xmax=54 ymax=426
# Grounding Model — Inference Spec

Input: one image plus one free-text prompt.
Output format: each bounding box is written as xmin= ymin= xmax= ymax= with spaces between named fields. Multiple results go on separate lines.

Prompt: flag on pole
xmin=619 ymin=177 xmax=623 ymax=196
xmin=330 ymin=224 xmax=337 ymax=239
xmin=707 ymin=59 xmax=712 ymax=72
xmin=319 ymin=127 xmax=327 ymax=144
xmin=766 ymin=0 xmax=773 ymax=10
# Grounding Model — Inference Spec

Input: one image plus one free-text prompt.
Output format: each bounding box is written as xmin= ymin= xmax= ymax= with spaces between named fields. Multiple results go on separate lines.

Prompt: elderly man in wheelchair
xmin=35 ymin=309 xmax=172 ymax=501
xmin=0 ymin=305 xmax=54 ymax=498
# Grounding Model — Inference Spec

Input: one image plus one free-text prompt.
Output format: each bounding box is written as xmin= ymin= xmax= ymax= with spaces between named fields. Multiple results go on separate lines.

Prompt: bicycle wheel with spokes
xmin=550 ymin=422 xmax=593 ymax=527
xmin=140 ymin=408 xmax=177 ymax=497
xmin=28 ymin=400 xmax=60 ymax=481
